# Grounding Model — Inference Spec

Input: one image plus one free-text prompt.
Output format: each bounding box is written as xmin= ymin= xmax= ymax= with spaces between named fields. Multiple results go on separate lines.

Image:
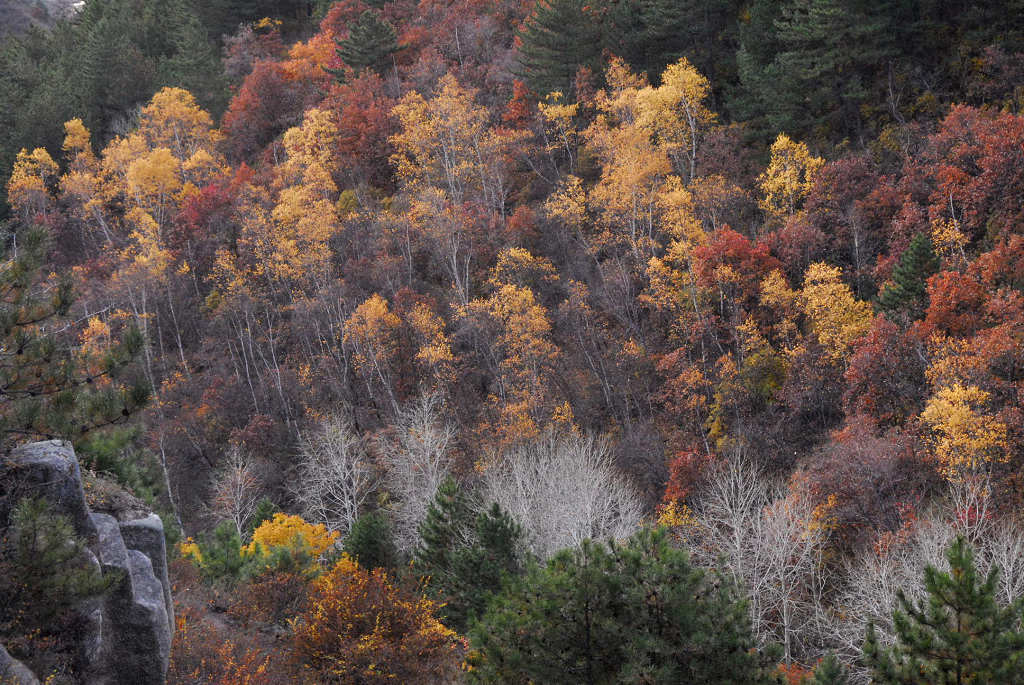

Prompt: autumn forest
xmin=2 ymin=0 xmax=1024 ymax=682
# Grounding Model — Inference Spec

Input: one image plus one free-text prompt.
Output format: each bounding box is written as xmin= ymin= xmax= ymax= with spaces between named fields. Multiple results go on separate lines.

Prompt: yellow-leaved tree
xmin=758 ymin=134 xmax=824 ymax=220
xmin=343 ymin=293 xmax=402 ymax=414
xmin=464 ymin=264 xmax=567 ymax=446
xmin=584 ymin=58 xmax=672 ymax=262
xmin=246 ymin=512 xmax=339 ymax=557
xmin=921 ymin=383 xmax=1010 ymax=481
xmin=7 ymin=147 xmax=58 ymax=220
xmin=634 ymin=57 xmax=716 ymax=183
xmin=267 ymin=107 xmax=341 ymax=288
xmin=800 ymin=263 xmax=872 ymax=362
xmin=391 ymin=74 xmax=523 ymax=213
xmin=405 ymin=302 xmax=455 ymax=389
xmin=291 ymin=555 xmax=459 ymax=684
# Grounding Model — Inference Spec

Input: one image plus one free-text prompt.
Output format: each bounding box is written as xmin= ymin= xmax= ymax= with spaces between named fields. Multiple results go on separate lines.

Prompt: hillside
xmin=2 ymin=0 xmax=1024 ymax=682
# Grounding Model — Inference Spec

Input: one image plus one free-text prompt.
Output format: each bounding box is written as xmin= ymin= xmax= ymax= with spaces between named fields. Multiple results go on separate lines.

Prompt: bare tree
xmin=482 ymin=432 xmax=643 ymax=559
xmin=209 ymin=445 xmax=263 ymax=539
xmin=294 ymin=414 xmax=378 ymax=535
xmin=378 ymin=393 xmax=456 ymax=553
xmin=825 ymin=476 xmax=1024 ymax=683
xmin=692 ymin=458 xmax=829 ymax=664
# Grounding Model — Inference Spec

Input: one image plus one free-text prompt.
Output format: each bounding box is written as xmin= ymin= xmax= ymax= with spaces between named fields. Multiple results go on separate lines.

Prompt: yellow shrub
xmin=245 ymin=513 xmax=338 ymax=557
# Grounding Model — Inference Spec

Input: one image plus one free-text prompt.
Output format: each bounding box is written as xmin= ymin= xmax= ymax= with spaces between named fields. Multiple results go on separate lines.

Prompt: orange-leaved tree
xmin=291 ymin=555 xmax=461 ymax=683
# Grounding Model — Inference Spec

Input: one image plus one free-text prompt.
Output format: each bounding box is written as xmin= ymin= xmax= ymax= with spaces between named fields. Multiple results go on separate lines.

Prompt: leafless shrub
xmin=482 ymin=431 xmax=643 ymax=559
xmin=294 ymin=414 xmax=378 ymax=535
xmin=379 ymin=393 xmax=456 ymax=553
xmin=209 ymin=445 xmax=262 ymax=539
xmin=691 ymin=458 xmax=830 ymax=664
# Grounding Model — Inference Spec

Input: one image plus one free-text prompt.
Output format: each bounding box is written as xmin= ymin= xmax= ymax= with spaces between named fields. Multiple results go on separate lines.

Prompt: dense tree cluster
xmin=3 ymin=0 xmax=1024 ymax=680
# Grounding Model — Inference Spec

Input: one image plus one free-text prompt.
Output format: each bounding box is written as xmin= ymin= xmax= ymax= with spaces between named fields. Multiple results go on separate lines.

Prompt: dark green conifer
xmin=0 ymin=226 xmax=148 ymax=450
xmin=515 ymin=0 xmax=604 ymax=97
xmin=160 ymin=0 xmax=229 ymax=114
xmin=863 ymin=535 xmax=1024 ymax=684
xmin=634 ymin=0 xmax=741 ymax=87
xmin=328 ymin=10 xmax=399 ymax=79
xmin=812 ymin=652 xmax=849 ymax=684
xmin=877 ymin=232 xmax=939 ymax=321
xmin=197 ymin=519 xmax=249 ymax=582
xmin=445 ymin=503 xmax=522 ymax=632
xmin=413 ymin=478 xmax=523 ymax=633
xmin=413 ymin=475 xmax=473 ymax=579
xmin=245 ymin=497 xmax=277 ymax=540
xmin=736 ymin=0 xmax=892 ymax=137
xmin=343 ymin=510 xmax=399 ymax=570
xmin=0 ymin=498 xmax=116 ymax=677
xmin=468 ymin=527 xmax=779 ymax=683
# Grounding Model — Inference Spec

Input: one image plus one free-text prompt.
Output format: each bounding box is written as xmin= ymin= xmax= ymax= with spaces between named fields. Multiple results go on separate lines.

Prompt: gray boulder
xmin=0 ymin=644 xmax=40 ymax=685
xmin=1 ymin=443 xmax=174 ymax=684
xmin=120 ymin=514 xmax=175 ymax=634
xmin=1 ymin=440 xmax=96 ymax=539
xmin=80 ymin=514 xmax=171 ymax=684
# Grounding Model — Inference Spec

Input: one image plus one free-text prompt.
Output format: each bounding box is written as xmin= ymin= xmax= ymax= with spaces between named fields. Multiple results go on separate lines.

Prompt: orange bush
xmin=291 ymin=556 xmax=461 ymax=683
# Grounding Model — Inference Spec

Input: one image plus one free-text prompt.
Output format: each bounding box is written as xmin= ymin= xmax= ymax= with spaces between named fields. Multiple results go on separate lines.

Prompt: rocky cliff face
xmin=0 ymin=441 xmax=174 ymax=684
xmin=0 ymin=0 xmax=82 ymax=38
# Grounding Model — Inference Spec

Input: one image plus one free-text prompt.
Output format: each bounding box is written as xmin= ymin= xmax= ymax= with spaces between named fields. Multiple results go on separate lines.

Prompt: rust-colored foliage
xmin=291 ymin=556 xmax=461 ymax=683
xmin=169 ymin=606 xmax=292 ymax=685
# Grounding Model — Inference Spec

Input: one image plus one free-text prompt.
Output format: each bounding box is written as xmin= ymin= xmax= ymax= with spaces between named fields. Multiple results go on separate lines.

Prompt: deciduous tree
xmin=291 ymin=555 xmax=460 ymax=683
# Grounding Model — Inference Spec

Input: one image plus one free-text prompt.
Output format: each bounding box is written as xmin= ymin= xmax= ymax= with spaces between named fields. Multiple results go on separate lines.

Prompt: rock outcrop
xmin=0 ymin=644 xmax=40 ymax=685
xmin=0 ymin=441 xmax=174 ymax=684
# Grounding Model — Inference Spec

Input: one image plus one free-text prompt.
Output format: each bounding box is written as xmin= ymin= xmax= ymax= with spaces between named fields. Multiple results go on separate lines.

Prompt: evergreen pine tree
xmin=812 ymin=653 xmax=849 ymax=684
xmin=468 ymin=527 xmax=778 ymax=683
xmin=446 ymin=503 xmax=522 ymax=632
xmin=160 ymin=0 xmax=229 ymax=114
xmin=413 ymin=475 xmax=473 ymax=580
xmin=515 ymin=0 xmax=605 ymax=98
xmin=634 ymin=0 xmax=741 ymax=88
xmin=196 ymin=519 xmax=249 ymax=582
xmin=245 ymin=497 xmax=277 ymax=540
xmin=0 ymin=498 xmax=116 ymax=677
xmin=343 ymin=510 xmax=399 ymax=570
xmin=74 ymin=0 xmax=159 ymax=127
xmin=413 ymin=478 xmax=523 ymax=633
xmin=863 ymin=535 xmax=1024 ymax=684
xmin=877 ymin=232 xmax=939 ymax=321
xmin=0 ymin=226 xmax=148 ymax=450
xmin=735 ymin=0 xmax=893 ymax=137
xmin=328 ymin=10 xmax=398 ymax=80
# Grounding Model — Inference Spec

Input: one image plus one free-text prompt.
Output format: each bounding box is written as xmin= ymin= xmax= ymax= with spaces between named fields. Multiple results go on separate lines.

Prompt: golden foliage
xmin=633 ymin=57 xmax=715 ymax=182
xmin=179 ymin=538 xmax=203 ymax=565
xmin=390 ymin=74 xmax=489 ymax=203
xmin=291 ymin=556 xmax=460 ymax=684
xmin=138 ymin=87 xmax=222 ymax=159
xmin=758 ymin=134 xmax=824 ymax=218
xmin=62 ymin=119 xmax=93 ymax=166
xmin=543 ymin=175 xmax=587 ymax=228
xmin=265 ymin=108 xmax=342 ymax=284
xmin=657 ymin=500 xmax=697 ymax=529
xmin=921 ymin=383 xmax=1010 ymax=480
xmin=800 ymin=263 xmax=872 ymax=361
xmin=343 ymin=294 xmax=402 ymax=377
xmin=7 ymin=147 xmax=58 ymax=217
xmin=488 ymin=247 xmax=559 ymax=290
xmin=406 ymin=302 xmax=455 ymax=383
xmin=467 ymin=283 xmax=562 ymax=444
xmin=930 ymin=217 xmax=969 ymax=268
xmin=246 ymin=513 xmax=339 ymax=557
